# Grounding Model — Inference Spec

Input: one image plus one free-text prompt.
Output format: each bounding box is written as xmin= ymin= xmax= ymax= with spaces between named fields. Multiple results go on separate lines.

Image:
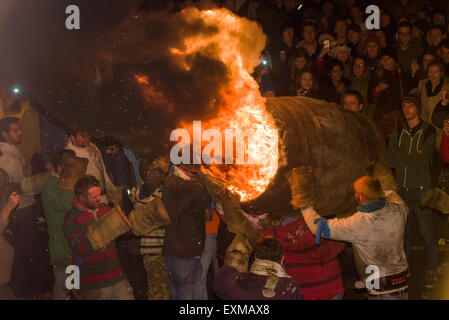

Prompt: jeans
xmin=80 ymin=279 xmax=135 ymax=300
xmin=399 ymin=188 xmax=438 ymax=272
xmin=164 ymin=257 xmax=201 ymax=300
xmin=195 ymin=233 xmax=219 ymax=300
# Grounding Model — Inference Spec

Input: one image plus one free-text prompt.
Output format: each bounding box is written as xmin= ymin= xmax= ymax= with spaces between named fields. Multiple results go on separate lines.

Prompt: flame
xmin=134 ymin=74 xmax=175 ymax=112
xmin=140 ymin=8 xmax=278 ymax=202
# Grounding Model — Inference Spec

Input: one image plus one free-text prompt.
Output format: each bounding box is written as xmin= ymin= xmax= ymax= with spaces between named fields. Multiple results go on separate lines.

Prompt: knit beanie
xmin=402 ymin=94 xmax=422 ymax=111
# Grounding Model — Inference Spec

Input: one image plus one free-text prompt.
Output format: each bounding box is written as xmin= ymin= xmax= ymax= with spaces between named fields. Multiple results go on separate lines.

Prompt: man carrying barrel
xmin=285 ymin=162 xmax=409 ymax=300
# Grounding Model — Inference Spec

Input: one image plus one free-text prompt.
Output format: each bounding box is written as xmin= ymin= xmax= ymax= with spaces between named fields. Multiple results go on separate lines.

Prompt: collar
xmin=403 ymin=120 xmax=423 ymax=137
xmin=426 ymin=79 xmax=443 ymax=97
xmin=0 ymin=142 xmax=21 ymax=154
xmin=72 ymin=198 xmax=99 ymax=217
xmin=357 ymin=198 xmax=386 ymax=213
xmin=250 ymin=258 xmax=291 ymax=279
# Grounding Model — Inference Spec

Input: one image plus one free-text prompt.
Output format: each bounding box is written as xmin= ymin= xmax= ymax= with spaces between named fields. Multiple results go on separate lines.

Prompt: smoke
xmin=0 ymin=2 xmax=266 ymax=156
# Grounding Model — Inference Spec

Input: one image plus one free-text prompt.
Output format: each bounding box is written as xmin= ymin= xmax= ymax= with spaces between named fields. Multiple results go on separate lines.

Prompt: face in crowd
xmin=334 ymin=20 xmax=347 ymax=39
xmin=427 ymin=64 xmax=443 ymax=84
xmin=302 ymin=25 xmax=316 ymax=44
xmin=343 ymin=95 xmax=362 ymax=112
xmin=427 ymin=28 xmax=444 ymax=48
xmin=352 ymin=57 xmax=366 ymax=78
xmin=441 ymin=46 xmax=449 ymax=64
xmin=80 ymin=186 xmax=102 ymax=210
xmin=347 ymin=29 xmax=359 ymax=45
xmin=401 ymin=101 xmax=420 ymax=122
xmin=329 ymin=65 xmax=343 ymax=82
xmin=397 ymin=26 xmax=411 ymax=47
xmin=71 ymin=130 xmax=91 ymax=148
xmin=422 ymin=54 xmax=435 ymax=71
xmin=2 ymin=121 xmax=23 ymax=145
xmin=380 ymin=55 xmax=395 ymax=71
xmin=300 ymin=72 xmax=313 ymax=91
xmin=283 ymin=26 xmax=295 ymax=44
xmin=366 ymin=41 xmax=379 ymax=59
xmin=295 ymin=56 xmax=307 ymax=70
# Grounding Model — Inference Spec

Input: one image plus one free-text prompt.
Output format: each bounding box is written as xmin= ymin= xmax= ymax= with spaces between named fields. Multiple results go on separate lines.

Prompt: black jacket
xmin=162 ymin=172 xmax=211 ymax=259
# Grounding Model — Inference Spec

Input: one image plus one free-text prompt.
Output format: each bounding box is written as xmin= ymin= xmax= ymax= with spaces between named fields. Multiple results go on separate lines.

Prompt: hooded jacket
xmin=388 ymin=120 xmax=436 ymax=190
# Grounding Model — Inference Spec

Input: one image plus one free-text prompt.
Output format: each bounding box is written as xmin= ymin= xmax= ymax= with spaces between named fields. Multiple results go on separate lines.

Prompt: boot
xmin=419 ymin=188 xmax=449 ymax=214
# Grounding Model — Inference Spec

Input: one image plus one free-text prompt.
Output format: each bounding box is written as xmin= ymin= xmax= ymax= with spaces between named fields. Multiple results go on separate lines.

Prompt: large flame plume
xmin=162 ymin=8 xmax=279 ymax=201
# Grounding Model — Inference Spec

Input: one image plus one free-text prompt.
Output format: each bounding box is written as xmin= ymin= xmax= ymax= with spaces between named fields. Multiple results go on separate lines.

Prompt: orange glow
xmin=177 ymin=8 xmax=278 ymax=202
xmin=138 ymin=8 xmax=278 ymax=201
xmin=134 ymin=74 xmax=175 ymax=113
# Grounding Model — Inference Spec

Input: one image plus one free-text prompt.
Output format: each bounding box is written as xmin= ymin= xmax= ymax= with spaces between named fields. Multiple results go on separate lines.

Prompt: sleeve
xmin=368 ymin=73 xmax=380 ymax=103
xmin=94 ymin=144 xmax=116 ymax=193
xmin=18 ymin=102 xmax=40 ymax=161
xmin=441 ymin=133 xmax=449 ymax=163
xmin=63 ymin=211 xmax=95 ymax=257
xmin=213 ymin=265 xmax=240 ymax=300
xmin=383 ymin=190 xmax=407 ymax=210
xmin=43 ymin=184 xmax=74 ymax=213
xmin=301 ymin=207 xmax=362 ymax=242
xmin=0 ymin=206 xmax=11 ymax=233
xmin=387 ymin=130 xmax=405 ymax=168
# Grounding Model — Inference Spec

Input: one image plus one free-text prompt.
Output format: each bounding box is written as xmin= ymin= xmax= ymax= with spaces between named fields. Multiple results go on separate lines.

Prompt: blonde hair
xmin=353 ymin=176 xmax=383 ymax=202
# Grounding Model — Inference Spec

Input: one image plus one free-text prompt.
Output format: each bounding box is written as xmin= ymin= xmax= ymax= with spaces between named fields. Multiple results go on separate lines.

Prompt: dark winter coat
xmin=162 ymin=171 xmax=211 ymax=259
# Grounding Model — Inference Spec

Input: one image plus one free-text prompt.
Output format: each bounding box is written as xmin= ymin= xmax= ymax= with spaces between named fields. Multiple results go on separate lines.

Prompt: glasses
xmin=354 ymin=64 xmax=365 ymax=68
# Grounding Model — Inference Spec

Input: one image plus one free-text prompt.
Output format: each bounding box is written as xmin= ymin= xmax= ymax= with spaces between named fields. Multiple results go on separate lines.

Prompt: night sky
xmin=0 ymin=0 xmax=230 ymax=156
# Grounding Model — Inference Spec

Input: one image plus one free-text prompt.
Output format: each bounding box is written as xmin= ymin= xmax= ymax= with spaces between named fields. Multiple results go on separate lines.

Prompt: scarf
xmin=250 ymin=258 xmax=291 ymax=279
xmin=425 ymin=79 xmax=443 ymax=98
xmin=356 ymin=198 xmax=386 ymax=213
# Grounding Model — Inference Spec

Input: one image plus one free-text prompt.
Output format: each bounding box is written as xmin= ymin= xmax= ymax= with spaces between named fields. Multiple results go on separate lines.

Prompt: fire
xmin=134 ymin=74 xmax=175 ymax=113
xmin=140 ymin=8 xmax=278 ymax=202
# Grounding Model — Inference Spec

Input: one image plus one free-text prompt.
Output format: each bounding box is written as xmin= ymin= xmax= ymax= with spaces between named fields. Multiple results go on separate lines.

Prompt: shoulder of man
xmin=421 ymin=121 xmax=436 ymax=142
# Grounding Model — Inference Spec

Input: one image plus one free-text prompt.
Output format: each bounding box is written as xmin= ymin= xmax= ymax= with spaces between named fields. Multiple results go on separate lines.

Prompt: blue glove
xmin=314 ymin=218 xmax=330 ymax=245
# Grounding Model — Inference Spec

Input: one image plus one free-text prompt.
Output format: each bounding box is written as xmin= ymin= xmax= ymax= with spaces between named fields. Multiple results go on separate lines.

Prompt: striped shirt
xmin=63 ymin=200 xmax=125 ymax=292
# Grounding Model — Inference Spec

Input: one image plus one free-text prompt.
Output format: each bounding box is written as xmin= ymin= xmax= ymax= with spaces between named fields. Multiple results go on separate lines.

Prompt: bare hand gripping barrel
xmin=242 ymin=96 xmax=387 ymax=217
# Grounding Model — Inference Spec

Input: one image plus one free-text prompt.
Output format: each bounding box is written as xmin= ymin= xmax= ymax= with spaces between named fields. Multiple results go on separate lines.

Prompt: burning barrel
xmin=238 ymin=96 xmax=387 ymax=217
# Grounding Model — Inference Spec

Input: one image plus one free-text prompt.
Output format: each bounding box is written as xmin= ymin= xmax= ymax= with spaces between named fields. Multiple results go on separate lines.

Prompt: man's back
xmin=214 ymin=264 xmax=302 ymax=300
xmin=329 ymin=192 xmax=408 ymax=281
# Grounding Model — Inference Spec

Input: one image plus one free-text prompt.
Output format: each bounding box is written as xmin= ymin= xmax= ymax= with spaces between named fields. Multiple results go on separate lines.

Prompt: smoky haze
xmin=0 ymin=1 xmax=267 ymax=156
